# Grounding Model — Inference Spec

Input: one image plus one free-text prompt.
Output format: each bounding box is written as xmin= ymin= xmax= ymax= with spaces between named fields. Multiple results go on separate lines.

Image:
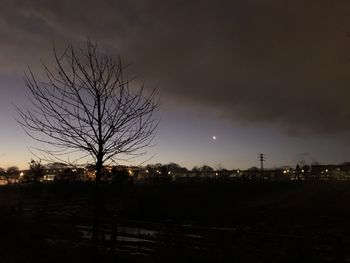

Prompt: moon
xmin=212 ymin=136 xmax=216 ymax=140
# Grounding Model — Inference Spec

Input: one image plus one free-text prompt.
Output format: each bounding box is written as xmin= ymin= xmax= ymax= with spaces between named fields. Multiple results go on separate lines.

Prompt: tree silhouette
xmin=5 ymin=166 xmax=19 ymax=184
xmin=199 ymin=165 xmax=214 ymax=173
xmin=0 ymin=167 xmax=5 ymax=178
xmin=24 ymin=159 xmax=45 ymax=183
xmin=16 ymin=40 xmax=159 ymax=246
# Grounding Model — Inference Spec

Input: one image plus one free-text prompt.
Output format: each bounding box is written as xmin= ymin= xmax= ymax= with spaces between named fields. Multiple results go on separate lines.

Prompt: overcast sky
xmin=1 ymin=0 xmax=350 ymax=169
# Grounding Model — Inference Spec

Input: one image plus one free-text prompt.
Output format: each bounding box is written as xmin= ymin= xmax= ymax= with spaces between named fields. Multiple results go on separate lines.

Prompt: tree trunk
xmin=92 ymin=159 xmax=102 ymax=248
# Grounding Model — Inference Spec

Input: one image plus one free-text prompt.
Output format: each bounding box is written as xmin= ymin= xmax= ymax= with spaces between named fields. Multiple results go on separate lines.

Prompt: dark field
xmin=1 ymin=181 xmax=350 ymax=262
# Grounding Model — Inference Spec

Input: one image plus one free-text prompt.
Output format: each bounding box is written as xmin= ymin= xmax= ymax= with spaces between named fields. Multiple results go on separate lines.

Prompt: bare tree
xmin=16 ymin=41 xmax=159 ymax=246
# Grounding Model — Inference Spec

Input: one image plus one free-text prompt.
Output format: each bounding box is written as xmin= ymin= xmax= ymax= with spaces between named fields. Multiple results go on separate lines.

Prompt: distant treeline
xmin=1 ymin=160 xmax=350 ymax=185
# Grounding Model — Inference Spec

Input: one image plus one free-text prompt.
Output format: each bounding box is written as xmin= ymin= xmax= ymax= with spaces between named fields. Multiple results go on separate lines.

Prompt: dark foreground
xmin=1 ymin=181 xmax=350 ymax=262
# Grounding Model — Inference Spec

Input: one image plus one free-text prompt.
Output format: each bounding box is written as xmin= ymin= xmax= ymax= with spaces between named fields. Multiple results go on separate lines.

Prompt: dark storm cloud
xmin=1 ymin=0 xmax=350 ymax=135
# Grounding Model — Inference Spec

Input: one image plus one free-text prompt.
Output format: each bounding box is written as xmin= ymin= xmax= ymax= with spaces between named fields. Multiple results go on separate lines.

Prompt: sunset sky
xmin=1 ymin=0 xmax=350 ymax=169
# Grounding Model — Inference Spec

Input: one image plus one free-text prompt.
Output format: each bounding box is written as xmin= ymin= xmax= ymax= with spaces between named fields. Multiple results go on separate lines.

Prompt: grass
xmin=0 ymin=180 xmax=350 ymax=262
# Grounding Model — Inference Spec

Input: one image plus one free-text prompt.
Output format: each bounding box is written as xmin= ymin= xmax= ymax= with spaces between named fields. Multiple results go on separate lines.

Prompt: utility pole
xmin=258 ymin=153 xmax=265 ymax=172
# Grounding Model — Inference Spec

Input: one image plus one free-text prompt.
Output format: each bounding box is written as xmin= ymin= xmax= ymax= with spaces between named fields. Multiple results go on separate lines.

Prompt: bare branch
xmin=16 ymin=40 xmax=160 ymax=166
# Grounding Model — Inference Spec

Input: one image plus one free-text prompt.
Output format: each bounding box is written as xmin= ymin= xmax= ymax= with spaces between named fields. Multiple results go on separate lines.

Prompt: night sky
xmin=1 ymin=0 xmax=350 ymax=169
